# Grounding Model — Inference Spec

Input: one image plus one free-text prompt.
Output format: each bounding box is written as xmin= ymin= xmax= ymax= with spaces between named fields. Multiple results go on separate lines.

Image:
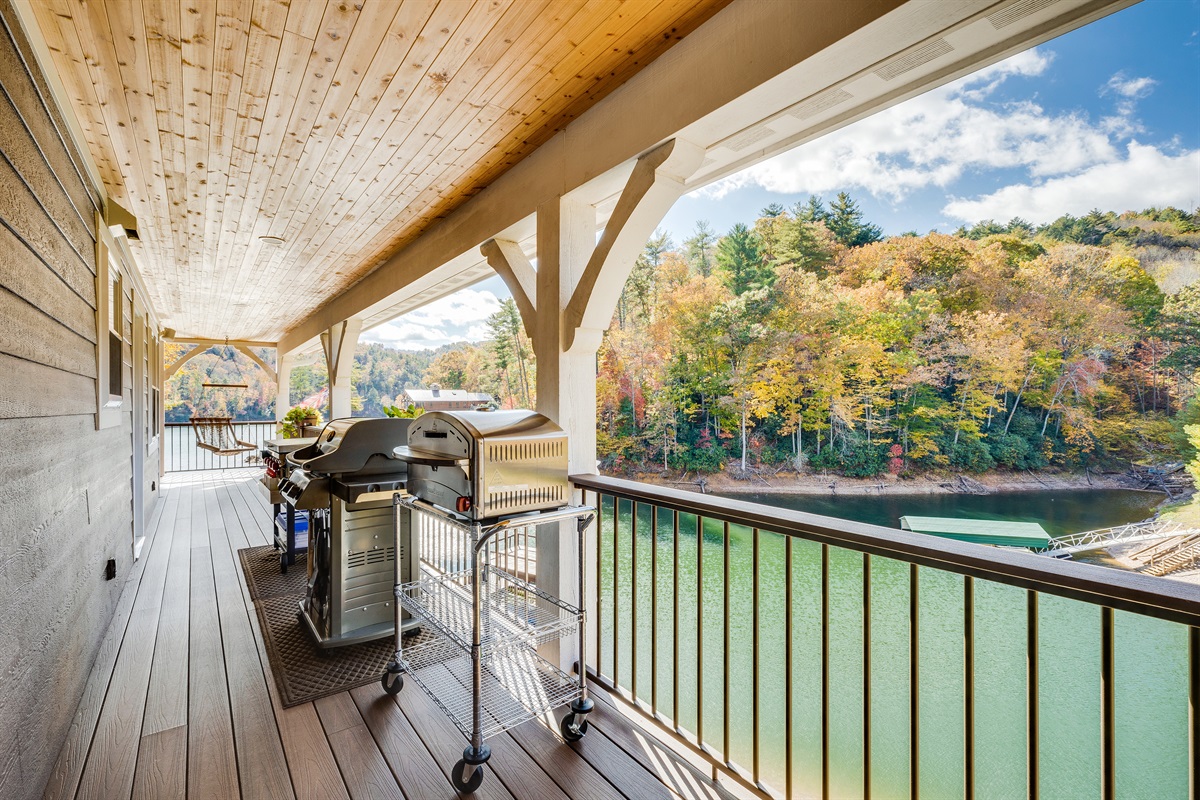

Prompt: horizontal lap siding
xmin=0 ymin=4 xmax=133 ymax=800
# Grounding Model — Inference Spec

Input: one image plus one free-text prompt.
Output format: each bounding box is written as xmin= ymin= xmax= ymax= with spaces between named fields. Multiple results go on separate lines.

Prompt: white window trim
xmin=95 ymin=214 xmax=124 ymax=429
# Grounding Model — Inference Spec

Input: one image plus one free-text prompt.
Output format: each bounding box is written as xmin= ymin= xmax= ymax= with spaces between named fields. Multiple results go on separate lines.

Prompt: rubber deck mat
xmin=238 ymin=545 xmax=409 ymax=708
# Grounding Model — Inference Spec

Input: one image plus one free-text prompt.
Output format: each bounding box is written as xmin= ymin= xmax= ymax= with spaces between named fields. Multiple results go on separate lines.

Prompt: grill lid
xmin=392 ymin=409 xmax=561 ymax=463
xmin=288 ymin=417 xmax=412 ymax=476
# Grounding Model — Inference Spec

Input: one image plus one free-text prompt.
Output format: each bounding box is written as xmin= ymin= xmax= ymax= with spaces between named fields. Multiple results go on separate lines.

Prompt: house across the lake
xmin=403 ymin=385 xmax=494 ymax=412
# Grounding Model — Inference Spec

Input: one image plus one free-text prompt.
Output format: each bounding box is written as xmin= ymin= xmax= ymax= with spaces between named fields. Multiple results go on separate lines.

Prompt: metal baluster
xmin=753 ymin=528 xmax=761 ymax=785
xmin=632 ymin=501 xmax=639 ymax=703
xmin=1189 ymin=625 xmax=1198 ymax=800
xmin=964 ymin=576 xmax=974 ymax=800
xmin=652 ymin=504 xmax=659 ymax=717
xmin=785 ymin=536 xmax=794 ymax=800
xmin=723 ymin=520 xmax=731 ymax=768
xmin=1032 ymin=587 xmax=1041 ymax=800
xmin=596 ymin=492 xmax=604 ymax=678
xmin=910 ymin=564 xmax=920 ymax=800
xmin=1101 ymin=606 xmax=1115 ymax=800
xmin=673 ymin=509 xmax=680 ymax=730
xmin=822 ymin=543 xmax=830 ymax=800
xmin=864 ymin=552 xmax=872 ymax=800
xmin=697 ymin=513 xmax=705 ymax=750
xmin=614 ymin=497 xmax=621 ymax=689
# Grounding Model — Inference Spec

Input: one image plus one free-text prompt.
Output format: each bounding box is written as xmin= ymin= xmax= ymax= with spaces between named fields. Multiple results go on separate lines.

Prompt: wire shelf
xmin=398 ymin=632 xmax=582 ymax=740
xmin=396 ymin=567 xmax=581 ymax=654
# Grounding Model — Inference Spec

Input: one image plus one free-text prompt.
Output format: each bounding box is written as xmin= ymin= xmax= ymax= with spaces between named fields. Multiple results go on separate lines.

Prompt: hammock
xmin=191 ymin=416 xmax=257 ymax=456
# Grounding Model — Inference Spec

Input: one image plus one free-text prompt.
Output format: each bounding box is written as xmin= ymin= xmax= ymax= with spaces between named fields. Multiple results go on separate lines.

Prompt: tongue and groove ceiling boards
xmin=23 ymin=0 xmax=731 ymax=341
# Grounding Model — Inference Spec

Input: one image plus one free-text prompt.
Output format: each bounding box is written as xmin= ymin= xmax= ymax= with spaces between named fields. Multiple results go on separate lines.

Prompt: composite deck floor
xmin=42 ymin=468 xmax=736 ymax=800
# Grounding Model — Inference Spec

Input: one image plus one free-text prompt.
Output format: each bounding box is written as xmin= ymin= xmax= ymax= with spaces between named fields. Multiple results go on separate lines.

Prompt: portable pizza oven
xmin=280 ymin=417 xmax=417 ymax=648
xmin=391 ymin=409 xmax=569 ymax=521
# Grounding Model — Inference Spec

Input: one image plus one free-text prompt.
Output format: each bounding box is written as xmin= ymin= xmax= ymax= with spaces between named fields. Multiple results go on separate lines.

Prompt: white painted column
xmin=321 ymin=318 xmax=362 ymax=419
xmin=532 ymin=194 xmax=599 ymax=672
xmin=535 ymin=194 xmax=600 ymax=472
xmin=276 ymin=351 xmax=293 ymax=423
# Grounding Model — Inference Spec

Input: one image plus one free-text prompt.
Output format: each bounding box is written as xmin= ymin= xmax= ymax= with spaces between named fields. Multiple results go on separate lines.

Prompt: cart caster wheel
xmin=380 ymin=664 xmax=404 ymax=695
xmin=451 ymin=759 xmax=484 ymax=794
xmin=560 ymin=714 xmax=589 ymax=742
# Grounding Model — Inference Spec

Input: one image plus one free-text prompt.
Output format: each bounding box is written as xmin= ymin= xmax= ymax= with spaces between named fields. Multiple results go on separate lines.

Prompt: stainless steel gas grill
xmin=382 ymin=409 xmax=594 ymax=795
xmin=281 ymin=417 xmax=418 ymax=649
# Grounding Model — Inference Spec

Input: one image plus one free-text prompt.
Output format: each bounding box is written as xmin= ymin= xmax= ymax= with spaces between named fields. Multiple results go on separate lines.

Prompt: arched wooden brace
xmin=481 ymin=238 xmax=537 ymax=341
xmin=164 ymin=339 xmax=278 ymax=383
xmin=562 ymin=138 xmax=704 ymax=352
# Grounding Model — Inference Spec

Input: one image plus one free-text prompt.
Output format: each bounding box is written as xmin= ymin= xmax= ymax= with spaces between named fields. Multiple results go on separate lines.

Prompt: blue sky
xmin=363 ymin=0 xmax=1200 ymax=351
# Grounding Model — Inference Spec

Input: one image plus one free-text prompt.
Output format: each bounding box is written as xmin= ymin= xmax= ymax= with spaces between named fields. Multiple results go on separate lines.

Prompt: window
xmin=95 ymin=215 xmax=125 ymax=429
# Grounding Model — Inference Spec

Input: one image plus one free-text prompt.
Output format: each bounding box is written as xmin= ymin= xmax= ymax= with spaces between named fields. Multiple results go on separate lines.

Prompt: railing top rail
xmin=165 ymin=420 xmax=277 ymax=426
xmin=571 ymin=473 xmax=1200 ymax=628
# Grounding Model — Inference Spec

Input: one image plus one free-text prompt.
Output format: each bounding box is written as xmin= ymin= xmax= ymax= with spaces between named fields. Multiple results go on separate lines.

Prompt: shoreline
xmin=622 ymin=469 xmax=1152 ymax=498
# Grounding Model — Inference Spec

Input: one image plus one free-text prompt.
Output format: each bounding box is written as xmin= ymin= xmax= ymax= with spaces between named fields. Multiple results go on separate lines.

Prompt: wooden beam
xmin=164 ymin=344 xmax=206 ymax=382
xmin=562 ymin=138 xmax=703 ymax=352
xmin=480 ymin=238 xmax=536 ymax=340
xmin=232 ymin=345 xmax=276 ymax=384
xmin=168 ymin=337 xmax=276 ymax=348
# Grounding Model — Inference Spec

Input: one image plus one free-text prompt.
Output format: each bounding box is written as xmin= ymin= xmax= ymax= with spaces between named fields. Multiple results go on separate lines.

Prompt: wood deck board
xmin=186 ymin=529 xmax=240 ymax=800
xmin=209 ymin=480 xmax=296 ymax=800
xmin=503 ymin=712 xmax=629 ymax=800
xmin=130 ymin=726 xmax=186 ymax=800
xmin=47 ymin=468 xmax=730 ymax=800
xmin=349 ymin=684 xmax=468 ymax=800
xmin=581 ymin=688 xmax=736 ymax=800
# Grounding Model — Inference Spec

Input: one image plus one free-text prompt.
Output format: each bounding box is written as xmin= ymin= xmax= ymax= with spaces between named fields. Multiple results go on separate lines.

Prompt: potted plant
xmin=280 ymin=404 xmax=322 ymax=438
xmin=382 ymin=403 xmax=424 ymax=419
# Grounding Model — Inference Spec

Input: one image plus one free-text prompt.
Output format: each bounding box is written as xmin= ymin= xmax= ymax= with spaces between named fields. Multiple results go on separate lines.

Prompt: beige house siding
xmin=0 ymin=2 xmax=146 ymax=797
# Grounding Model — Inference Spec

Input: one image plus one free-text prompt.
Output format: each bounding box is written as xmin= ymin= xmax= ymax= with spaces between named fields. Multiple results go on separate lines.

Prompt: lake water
xmin=714 ymin=487 xmax=1162 ymax=537
xmin=595 ymin=487 xmax=1190 ymax=799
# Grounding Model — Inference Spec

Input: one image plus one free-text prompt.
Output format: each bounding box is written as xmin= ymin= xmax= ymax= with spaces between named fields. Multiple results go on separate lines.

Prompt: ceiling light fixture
xmin=258 ymin=235 xmax=285 ymax=246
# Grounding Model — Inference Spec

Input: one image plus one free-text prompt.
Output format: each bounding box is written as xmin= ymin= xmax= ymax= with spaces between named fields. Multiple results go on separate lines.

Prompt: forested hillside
xmin=596 ymin=198 xmax=1200 ymax=477
xmin=165 ymin=342 xmax=439 ymax=421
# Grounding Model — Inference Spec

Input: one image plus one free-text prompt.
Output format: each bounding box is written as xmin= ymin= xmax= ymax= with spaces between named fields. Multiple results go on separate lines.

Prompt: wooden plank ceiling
xmin=29 ymin=0 xmax=730 ymax=341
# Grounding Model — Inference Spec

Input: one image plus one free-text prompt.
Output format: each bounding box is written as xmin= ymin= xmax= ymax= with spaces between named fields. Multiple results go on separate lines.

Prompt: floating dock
xmin=900 ymin=516 xmax=1051 ymax=548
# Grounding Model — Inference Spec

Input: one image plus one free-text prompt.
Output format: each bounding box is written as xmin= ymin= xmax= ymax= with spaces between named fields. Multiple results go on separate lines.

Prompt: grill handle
xmin=391 ymin=446 xmax=468 ymax=467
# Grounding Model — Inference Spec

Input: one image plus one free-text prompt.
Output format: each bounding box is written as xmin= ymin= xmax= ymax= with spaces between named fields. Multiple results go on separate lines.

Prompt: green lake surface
xmin=594 ymin=488 xmax=1190 ymax=799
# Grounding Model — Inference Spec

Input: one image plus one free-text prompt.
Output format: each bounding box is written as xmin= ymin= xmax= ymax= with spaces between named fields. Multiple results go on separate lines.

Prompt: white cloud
xmin=957 ymin=48 xmax=1054 ymax=100
xmin=942 ymin=142 xmax=1200 ymax=224
xmin=698 ymin=47 xmax=1120 ymax=203
xmin=1105 ymin=73 xmax=1157 ymax=99
xmin=360 ymin=288 xmax=503 ymax=351
xmin=1100 ymin=71 xmax=1157 ymax=133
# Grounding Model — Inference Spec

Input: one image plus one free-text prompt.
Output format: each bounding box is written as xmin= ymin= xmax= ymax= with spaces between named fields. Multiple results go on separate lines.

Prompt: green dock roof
xmin=899 ymin=516 xmax=1050 ymax=548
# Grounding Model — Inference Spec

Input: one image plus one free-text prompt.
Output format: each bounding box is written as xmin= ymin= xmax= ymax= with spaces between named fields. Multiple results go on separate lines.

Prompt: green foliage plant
xmin=383 ymin=403 xmax=425 ymax=419
xmin=280 ymin=404 xmax=322 ymax=438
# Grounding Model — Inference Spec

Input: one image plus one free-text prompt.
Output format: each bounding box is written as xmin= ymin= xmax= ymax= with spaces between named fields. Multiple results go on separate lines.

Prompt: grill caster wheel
xmin=560 ymin=714 xmax=589 ymax=742
xmin=451 ymin=759 xmax=485 ymax=794
xmin=380 ymin=663 xmax=404 ymax=695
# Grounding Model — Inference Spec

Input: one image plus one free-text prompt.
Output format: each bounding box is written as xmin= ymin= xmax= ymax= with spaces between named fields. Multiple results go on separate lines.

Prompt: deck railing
xmin=164 ymin=421 xmax=276 ymax=472
xmin=572 ymin=474 xmax=1200 ymax=800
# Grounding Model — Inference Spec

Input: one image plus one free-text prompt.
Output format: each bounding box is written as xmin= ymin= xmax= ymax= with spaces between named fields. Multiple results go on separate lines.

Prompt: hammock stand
xmin=191 ymin=416 xmax=257 ymax=456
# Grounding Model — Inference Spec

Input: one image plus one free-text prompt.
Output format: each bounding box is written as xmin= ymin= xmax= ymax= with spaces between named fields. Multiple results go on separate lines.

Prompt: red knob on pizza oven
xmin=456 ymin=497 xmax=472 ymax=513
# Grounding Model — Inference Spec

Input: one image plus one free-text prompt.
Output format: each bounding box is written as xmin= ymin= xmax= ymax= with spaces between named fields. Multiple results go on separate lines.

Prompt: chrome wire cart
xmin=381 ymin=495 xmax=596 ymax=795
